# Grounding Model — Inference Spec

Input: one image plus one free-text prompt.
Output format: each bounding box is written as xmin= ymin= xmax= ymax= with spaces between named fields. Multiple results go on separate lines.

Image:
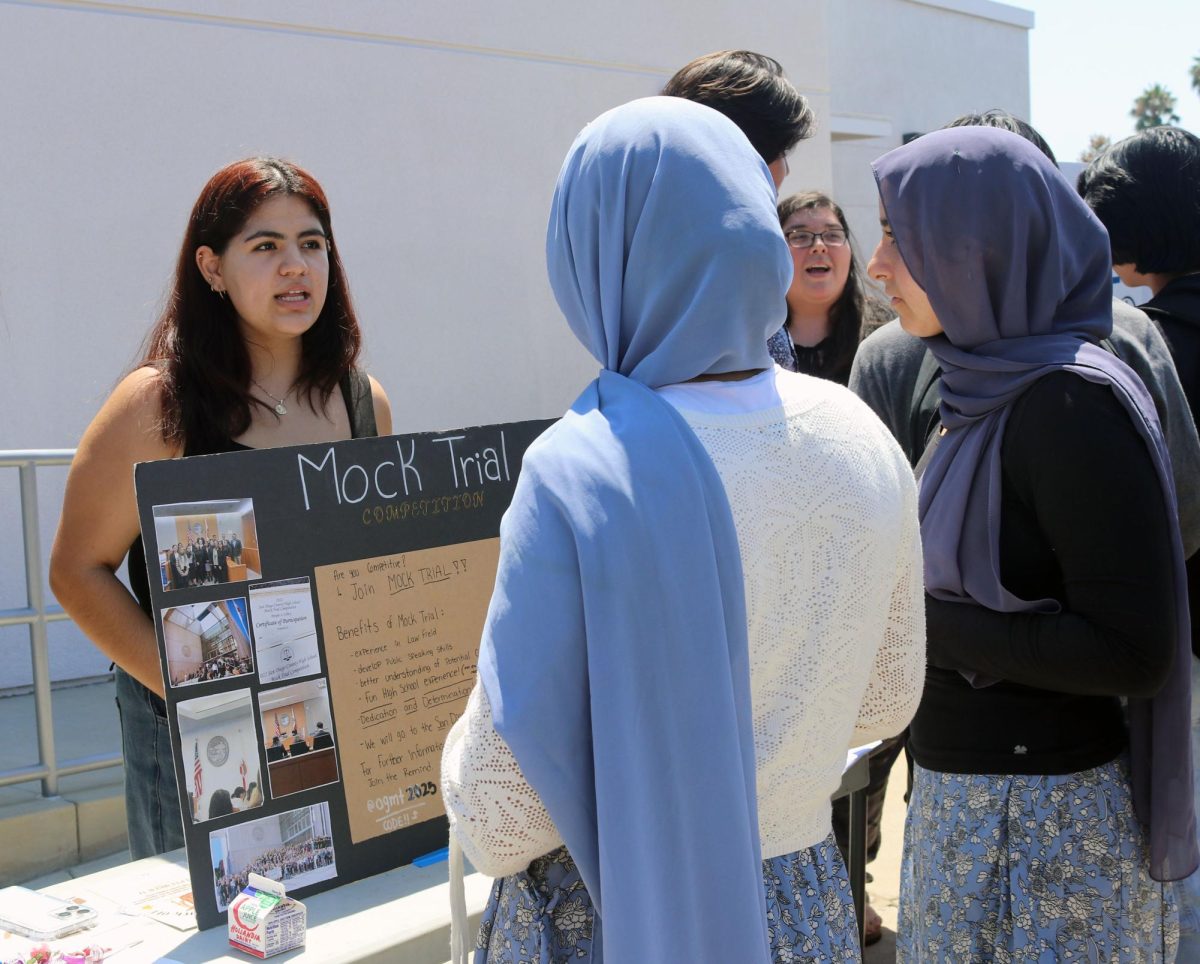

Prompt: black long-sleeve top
xmin=909 ymin=371 xmax=1178 ymax=775
xmin=1142 ymin=273 xmax=1200 ymax=658
xmin=1144 ymin=274 xmax=1200 ymax=430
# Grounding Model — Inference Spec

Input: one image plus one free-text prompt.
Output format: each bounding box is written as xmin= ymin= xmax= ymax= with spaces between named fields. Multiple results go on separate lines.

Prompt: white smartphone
xmin=0 ymin=886 xmax=98 ymax=941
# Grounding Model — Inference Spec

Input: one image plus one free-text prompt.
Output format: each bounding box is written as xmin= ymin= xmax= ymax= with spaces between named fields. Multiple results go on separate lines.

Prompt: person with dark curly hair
xmin=662 ymin=49 xmax=814 ymax=188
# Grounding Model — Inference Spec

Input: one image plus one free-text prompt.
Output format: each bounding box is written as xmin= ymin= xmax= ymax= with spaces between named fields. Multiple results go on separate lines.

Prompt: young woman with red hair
xmin=50 ymin=157 xmax=391 ymax=857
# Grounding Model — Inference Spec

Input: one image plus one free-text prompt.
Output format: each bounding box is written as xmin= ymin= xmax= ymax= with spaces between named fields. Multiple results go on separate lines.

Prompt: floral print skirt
xmin=474 ymin=833 xmax=861 ymax=963
xmin=897 ymin=758 xmax=1178 ymax=963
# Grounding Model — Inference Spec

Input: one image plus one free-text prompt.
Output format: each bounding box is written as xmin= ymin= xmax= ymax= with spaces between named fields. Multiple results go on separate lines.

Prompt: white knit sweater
xmin=441 ymin=368 xmax=925 ymax=877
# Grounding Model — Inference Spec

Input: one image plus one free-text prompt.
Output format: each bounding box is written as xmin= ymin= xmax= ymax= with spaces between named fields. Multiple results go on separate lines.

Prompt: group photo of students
xmin=208 ymin=804 xmax=339 ymax=911
xmin=213 ymin=838 xmax=336 ymax=909
xmin=45 ymin=30 xmax=1199 ymax=964
xmin=162 ymin=535 xmax=243 ymax=589
xmin=147 ymin=500 xmax=264 ymax=592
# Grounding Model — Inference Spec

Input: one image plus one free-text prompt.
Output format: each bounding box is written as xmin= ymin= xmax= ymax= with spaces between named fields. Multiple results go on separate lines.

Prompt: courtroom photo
xmin=259 ymin=677 xmax=340 ymax=799
xmin=210 ymin=802 xmax=338 ymax=911
xmin=161 ymin=597 xmax=255 ymax=688
xmin=151 ymin=499 xmax=262 ymax=591
xmin=249 ymin=577 xmax=322 ymax=683
xmin=176 ymin=689 xmax=264 ymax=825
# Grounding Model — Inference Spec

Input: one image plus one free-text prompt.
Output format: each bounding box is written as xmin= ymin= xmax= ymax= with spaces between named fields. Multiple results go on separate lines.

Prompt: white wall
xmin=0 ymin=0 xmax=1029 ymax=687
xmin=0 ymin=0 xmax=829 ymax=451
xmin=827 ymin=0 xmax=1032 ymax=258
xmin=164 ymin=615 xmax=201 ymax=681
xmin=0 ymin=0 xmax=829 ymax=687
xmin=226 ymin=812 xmax=285 ymax=870
xmin=303 ymin=695 xmax=333 ymax=738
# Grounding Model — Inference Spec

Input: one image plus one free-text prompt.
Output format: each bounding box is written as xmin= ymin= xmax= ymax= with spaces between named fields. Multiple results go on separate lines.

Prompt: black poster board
xmin=134 ymin=419 xmax=552 ymax=930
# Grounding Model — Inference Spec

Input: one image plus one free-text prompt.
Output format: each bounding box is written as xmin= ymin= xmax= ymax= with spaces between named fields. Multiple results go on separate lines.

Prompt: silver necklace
xmin=251 ymin=378 xmax=290 ymax=416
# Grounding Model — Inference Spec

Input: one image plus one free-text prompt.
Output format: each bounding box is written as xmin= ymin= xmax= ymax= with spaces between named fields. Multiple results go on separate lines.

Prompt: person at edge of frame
xmin=1078 ymin=123 xmax=1200 ymax=961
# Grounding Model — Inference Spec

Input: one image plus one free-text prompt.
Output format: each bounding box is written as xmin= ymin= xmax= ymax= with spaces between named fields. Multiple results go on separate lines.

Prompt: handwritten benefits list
xmin=314 ymin=538 xmax=500 ymax=844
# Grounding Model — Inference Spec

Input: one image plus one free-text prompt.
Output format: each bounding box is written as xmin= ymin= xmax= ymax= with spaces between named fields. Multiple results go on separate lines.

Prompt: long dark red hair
xmin=142 ymin=157 xmax=361 ymax=453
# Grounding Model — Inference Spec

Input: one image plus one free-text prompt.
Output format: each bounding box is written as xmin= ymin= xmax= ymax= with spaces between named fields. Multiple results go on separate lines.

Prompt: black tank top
xmin=124 ymin=371 xmax=378 ymax=709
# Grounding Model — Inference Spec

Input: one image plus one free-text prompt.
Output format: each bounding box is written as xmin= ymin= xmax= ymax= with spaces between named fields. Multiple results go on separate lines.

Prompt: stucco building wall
xmin=0 ymin=0 xmax=1029 ymax=685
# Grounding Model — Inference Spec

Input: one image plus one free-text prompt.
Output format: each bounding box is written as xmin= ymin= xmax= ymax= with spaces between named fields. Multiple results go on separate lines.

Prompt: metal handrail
xmin=0 ymin=449 xmax=123 ymax=795
xmin=0 ymin=450 xmax=75 ymax=468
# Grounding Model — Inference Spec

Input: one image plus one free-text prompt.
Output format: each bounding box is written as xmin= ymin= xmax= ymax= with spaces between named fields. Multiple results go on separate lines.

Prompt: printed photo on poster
xmin=249 ymin=577 xmax=321 ymax=683
xmin=162 ymin=597 xmax=255 ymax=688
xmin=210 ymin=802 xmax=338 ymax=911
xmin=152 ymin=499 xmax=261 ymax=591
xmin=176 ymin=689 xmax=264 ymax=824
xmin=259 ymin=678 xmax=339 ymax=798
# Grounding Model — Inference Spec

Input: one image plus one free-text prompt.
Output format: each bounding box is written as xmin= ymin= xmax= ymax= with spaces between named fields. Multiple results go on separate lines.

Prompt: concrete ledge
xmin=67 ymin=784 xmax=128 ymax=863
xmin=0 ymin=778 xmax=127 ymax=883
xmin=0 ymin=795 xmax=77 ymax=885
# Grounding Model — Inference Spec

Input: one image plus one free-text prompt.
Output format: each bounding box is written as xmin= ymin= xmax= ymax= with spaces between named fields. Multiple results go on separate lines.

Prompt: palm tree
xmin=1131 ymin=84 xmax=1180 ymax=130
xmin=1191 ymin=54 xmax=1200 ymax=99
xmin=1079 ymin=134 xmax=1111 ymax=164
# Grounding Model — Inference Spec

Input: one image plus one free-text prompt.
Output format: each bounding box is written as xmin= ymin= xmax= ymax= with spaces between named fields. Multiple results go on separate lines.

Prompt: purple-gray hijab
xmin=873 ymin=126 xmax=1197 ymax=881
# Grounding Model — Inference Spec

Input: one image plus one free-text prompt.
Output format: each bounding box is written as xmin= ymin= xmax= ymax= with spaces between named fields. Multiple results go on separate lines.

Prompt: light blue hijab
xmin=476 ymin=96 xmax=791 ymax=962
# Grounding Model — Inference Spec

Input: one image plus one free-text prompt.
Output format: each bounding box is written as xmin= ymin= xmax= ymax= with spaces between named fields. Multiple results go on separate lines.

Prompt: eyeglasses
xmin=785 ymin=228 xmax=847 ymax=249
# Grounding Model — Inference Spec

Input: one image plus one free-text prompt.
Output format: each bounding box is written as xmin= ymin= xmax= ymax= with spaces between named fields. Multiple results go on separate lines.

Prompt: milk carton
xmin=228 ymin=873 xmax=306 ymax=958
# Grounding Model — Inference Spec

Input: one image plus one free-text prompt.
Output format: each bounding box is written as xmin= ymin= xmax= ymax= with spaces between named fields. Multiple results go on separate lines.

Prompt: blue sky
xmin=1025 ymin=0 xmax=1199 ymax=161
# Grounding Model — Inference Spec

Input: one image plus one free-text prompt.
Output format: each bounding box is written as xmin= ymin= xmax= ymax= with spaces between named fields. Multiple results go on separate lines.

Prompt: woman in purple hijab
xmin=867 ymin=126 xmax=1196 ymax=961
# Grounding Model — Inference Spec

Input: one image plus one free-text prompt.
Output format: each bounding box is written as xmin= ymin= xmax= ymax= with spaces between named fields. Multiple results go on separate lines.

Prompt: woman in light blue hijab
xmin=481 ymin=93 xmax=785 ymax=964
xmin=443 ymin=95 xmax=925 ymax=963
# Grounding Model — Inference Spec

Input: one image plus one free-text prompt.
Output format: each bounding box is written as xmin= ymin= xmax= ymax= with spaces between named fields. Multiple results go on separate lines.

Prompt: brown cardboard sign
xmin=314 ymin=538 xmax=500 ymax=843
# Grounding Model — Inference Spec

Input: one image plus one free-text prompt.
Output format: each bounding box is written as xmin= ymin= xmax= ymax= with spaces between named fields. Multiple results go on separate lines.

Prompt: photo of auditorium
xmin=210 ymin=802 xmax=337 ymax=911
xmin=176 ymin=689 xmax=264 ymax=825
xmin=259 ymin=678 xmax=339 ymax=798
xmin=162 ymin=598 xmax=255 ymax=688
xmin=151 ymin=498 xmax=262 ymax=591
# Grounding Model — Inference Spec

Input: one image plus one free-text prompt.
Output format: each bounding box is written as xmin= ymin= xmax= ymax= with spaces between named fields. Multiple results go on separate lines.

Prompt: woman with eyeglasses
xmin=767 ymin=192 xmax=892 ymax=385
xmin=49 ymin=157 xmax=392 ymax=859
xmin=868 ymin=126 xmax=1194 ymax=961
